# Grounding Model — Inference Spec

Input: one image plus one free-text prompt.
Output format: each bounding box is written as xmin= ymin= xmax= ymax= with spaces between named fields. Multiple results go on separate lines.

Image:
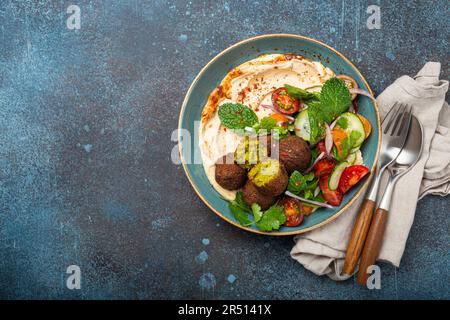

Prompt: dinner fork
xmin=342 ymin=102 xmax=412 ymax=276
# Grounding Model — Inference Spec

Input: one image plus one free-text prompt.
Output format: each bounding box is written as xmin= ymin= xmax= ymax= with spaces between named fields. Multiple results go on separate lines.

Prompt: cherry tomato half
xmin=271 ymin=87 xmax=300 ymax=115
xmin=280 ymin=197 xmax=304 ymax=227
xmin=314 ymin=158 xmax=336 ymax=178
xmin=338 ymin=165 xmax=370 ymax=194
xmin=319 ymin=175 xmax=343 ymax=206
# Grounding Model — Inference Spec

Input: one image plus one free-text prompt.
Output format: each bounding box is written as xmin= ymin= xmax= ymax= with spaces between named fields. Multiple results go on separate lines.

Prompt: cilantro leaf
xmin=229 ymin=202 xmax=252 ymax=225
xmin=228 ymin=191 xmax=252 ymax=225
xmin=285 ymin=84 xmax=321 ymax=102
xmin=251 ymin=203 xmax=263 ymax=223
xmin=319 ymin=78 xmax=352 ymax=123
xmin=218 ymin=103 xmax=258 ymax=129
xmin=255 ymin=204 xmax=286 ymax=232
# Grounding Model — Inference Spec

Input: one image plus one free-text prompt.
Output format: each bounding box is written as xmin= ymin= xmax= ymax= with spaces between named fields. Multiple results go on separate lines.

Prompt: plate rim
xmin=178 ymin=33 xmax=381 ymax=236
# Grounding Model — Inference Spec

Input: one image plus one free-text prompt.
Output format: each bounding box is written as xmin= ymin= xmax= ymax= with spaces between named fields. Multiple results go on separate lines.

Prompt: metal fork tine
xmin=383 ymin=102 xmax=400 ymax=134
xmin=388 ymin=103 xmax=404 ymax=135
xmin=385 ymin=103 xmax=405 ymax=136
xmin=384 ymin=103 xmax=403 ymax=135
xmin=396 ymin=104 xmax=412 ymax=136
xmin=390 ymin=103 xmax=407 ymax=135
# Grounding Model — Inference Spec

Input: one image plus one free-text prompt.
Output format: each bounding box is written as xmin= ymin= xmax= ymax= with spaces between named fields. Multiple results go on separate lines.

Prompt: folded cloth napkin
xmin=291 ymin=62 xmax=449 ymax=280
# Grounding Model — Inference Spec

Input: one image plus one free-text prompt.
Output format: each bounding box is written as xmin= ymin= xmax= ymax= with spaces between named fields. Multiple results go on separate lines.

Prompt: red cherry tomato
xmin=271 ymin=87 xmax=300 ymax=115
xmin=316 ymin=140 xmax=327 ymax=154
xmin=319 ymin=175 xmax=343 ymax=206
xmin=280 ymin=197 xmax=304 ymax=227
xmin=338 ymin=165 xmax=370 ymax=194
xmin=314 ymin=158 xmax=336 ymax=178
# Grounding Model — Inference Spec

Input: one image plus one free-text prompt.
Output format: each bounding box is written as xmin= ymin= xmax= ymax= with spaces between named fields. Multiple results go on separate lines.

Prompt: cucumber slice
xmin=345 ymin=153 xmax=357 ymax=165
xmin=328 ymin=162 xmax=348 ymax=191
xmin=294 ymin=109 xmax=310 ymax=141
xmin=335 ymin=112 xmax=365 ymax=148
xmin=349 ymin=146 xmax=360 ymax=154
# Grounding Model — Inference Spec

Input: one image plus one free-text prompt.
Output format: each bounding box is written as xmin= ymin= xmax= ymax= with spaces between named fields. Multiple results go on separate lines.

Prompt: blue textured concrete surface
xmin=0 ymin=0 xmax=448 ymax=299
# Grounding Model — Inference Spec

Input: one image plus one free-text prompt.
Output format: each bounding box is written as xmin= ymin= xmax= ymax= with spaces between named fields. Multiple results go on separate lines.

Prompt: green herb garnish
xmin=287 ymin=170 xmax=318 ymax=199
xmin=251 ymin=203 xmax=263 ymax=223
xmin=319 ymin=77 xmax=352 ymax=123
xmin=228 ymin=195 xmax=286 ymax=231
xmin=218 ymin=103 xmax=259 ymax=129
xmin=285 ymin=84 xmax=321 ymax=102
xmin=255 ymin=204 xmax=286 ymax=232
xmin=259 ymin=116 xmax=277 ymax=131
xmin=228 ymin=191 xmax=252 ymax=225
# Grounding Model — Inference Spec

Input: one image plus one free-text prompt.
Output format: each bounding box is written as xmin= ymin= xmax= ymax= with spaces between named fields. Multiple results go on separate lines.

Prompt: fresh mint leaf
xmin=285 ymin=84 xmax=321 ymax=102
xmin=319 ymin=78 xmax=352 ymax=123
xmin=218 ymin=103 xmax=258 ymax=129
xmin=251 ymin=203 xmax=263 ymax=223
xmin=256 ymin=204 xmax=286 ymax=231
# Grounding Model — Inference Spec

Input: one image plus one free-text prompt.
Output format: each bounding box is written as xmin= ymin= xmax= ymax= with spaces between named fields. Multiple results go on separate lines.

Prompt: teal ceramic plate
xmin=179 ymin=34 xmax=380 ymax=236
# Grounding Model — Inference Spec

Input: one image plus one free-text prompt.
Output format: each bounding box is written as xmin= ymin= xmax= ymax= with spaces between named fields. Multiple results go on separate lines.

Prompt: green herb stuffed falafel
xmin=248 ymin=159 xmax=288 ymax=196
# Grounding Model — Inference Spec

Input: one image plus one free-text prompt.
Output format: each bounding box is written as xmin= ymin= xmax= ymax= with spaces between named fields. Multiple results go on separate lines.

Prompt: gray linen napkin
xmin=291 ymin=62 xmax=449 ymax=280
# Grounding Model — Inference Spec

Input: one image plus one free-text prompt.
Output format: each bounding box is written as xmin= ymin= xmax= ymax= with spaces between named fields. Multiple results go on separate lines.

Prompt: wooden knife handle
xmin=356 ymin=208 xmax=388 ymax=285
xmin=342 ymin=199 xmax=376 ymax=275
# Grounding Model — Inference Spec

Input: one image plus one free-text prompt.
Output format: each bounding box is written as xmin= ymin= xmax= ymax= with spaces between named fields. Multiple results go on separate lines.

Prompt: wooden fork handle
xmin=357 ymin=208 xmax=388 ymax=285
xmin=342 ymin=199 xmax=376 ymax=275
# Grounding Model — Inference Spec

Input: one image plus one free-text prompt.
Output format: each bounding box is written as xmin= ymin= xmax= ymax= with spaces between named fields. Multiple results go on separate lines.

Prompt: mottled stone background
xmin=0 ymin=0 xmax=448 ymax=299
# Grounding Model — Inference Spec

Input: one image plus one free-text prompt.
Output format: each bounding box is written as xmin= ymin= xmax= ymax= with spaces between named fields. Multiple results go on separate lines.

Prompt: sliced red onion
xmin=349 ymin=88 xmax=377 ymax=104
xmin=330 ymin=118 xmax=338 ymax=130
xmin=285 ymin=191 xmax=333 ymax=209
xmin=305 ymin=151 xmax=325 ymax=173
xmin=260 ymin=104 xmax=295 ymax=122
xmin=324 ymin=123 xmax=333 ymax=155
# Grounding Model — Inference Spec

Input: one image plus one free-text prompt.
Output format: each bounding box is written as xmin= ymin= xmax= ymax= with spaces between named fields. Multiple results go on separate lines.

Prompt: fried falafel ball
xmin=242 ymin=180 xmax=276 ymax=210
xmin=234 ymin=135 xmax=271 ymax=169
xmin=277 ymin=135 xmax=311 ymax=174
xmin=248 ymin=159 xmax=288 ymax=196
xmin=215 ymin=153 xmax=247 ymax=190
